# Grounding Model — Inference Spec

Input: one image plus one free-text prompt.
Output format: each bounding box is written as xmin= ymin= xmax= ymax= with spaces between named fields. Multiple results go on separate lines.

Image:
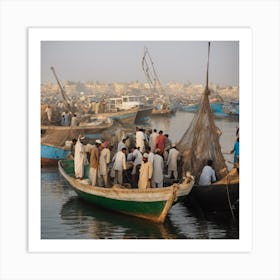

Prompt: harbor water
xmin=41 ymin=111 xmax=239 ymax=239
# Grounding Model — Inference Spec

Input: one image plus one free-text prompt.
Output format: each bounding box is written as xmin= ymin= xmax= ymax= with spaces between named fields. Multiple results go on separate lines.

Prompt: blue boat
xmin=182 ymin=102 xmax=239 ymax=118
xmin=41 ymin=144 xmax=71 ymax=166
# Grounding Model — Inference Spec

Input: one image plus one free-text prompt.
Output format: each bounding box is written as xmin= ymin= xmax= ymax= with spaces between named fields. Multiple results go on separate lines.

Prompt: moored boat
xmin=88 ymin=107 xmax=139 ymax=125
xmin=41 ymin=143 xmax=71 ymax=166
xmin=58 ymin=159 xmax=194 ymax=223
xmin=41 ymin=120 xmax=114 ymax=166
xmin=151 ymin=106 xmax=171 ymax=115
xmin=41 ymin=120 xmax=113 ymax=135
xmin=185 ymin=168 xmax=239 ymax=211
xmin=177 ymin=42 xmax=239 ymax=214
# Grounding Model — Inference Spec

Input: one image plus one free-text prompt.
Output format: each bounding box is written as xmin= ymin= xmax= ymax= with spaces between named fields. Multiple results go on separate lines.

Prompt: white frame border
xmin=28 ymin=27 xmax=252 ymax=253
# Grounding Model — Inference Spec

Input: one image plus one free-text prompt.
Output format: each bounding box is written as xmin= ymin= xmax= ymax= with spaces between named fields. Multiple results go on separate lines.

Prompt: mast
xmin=205 ymin=42 xmax=211 ymax=95
xmin=50 ymin=66 xmax=74 ymax=114
xmin=141 ymin=47 xmax=167 ymax=98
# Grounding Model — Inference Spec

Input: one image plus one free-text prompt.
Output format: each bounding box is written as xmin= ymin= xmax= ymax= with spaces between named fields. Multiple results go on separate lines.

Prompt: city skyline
xmin=41 ymin=41 xmax=239 ymax=86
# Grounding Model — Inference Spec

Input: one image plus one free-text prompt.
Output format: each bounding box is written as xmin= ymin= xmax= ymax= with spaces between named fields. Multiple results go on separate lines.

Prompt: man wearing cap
xmin=89 ymin=139 xmax=102 ymax=186
xmin=167 ymin=143 xmax=180 ymax=180
xmin=138 ymin=153 xmax=153 ymax=189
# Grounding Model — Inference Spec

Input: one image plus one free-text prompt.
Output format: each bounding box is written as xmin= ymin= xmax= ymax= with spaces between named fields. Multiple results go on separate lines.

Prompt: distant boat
xmin=58 ymin=159 xmax=194 ymax=223
xmin=105 ymin=95 xmax=152 ymax=123
xmin=89 ymin=105 xmax=139 ymax=125
xmin=181 ymin=101 xmax=239 ymax=118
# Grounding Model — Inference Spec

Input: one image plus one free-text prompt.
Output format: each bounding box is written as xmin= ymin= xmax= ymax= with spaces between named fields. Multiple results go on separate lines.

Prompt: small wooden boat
xmin=185 ymin=168 xmax=239 ymax=211
xmin=41 ymin=143 xmax=71 ymax=166
xmin=58 ymin=159 xmax=194 ymax=223
xmin=81 ymin=107 xmax=139 ymax=125
xmin=41 ymin=119 xmax=113 ymax=166
xmin=151 ymin=107 xmax=171 ymax=115
xmin=177 ymin=42 xmax=239 ymax=214
xmin=41 ymin=121 xmax=113 ymax=135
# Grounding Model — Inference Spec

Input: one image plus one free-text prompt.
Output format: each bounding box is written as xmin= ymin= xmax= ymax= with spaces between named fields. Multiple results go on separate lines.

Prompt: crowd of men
xmin=72 ymin=127 xmax=181 ymax=189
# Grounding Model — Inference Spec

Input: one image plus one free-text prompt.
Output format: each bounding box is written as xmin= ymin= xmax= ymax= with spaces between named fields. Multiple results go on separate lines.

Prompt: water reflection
xmin=57 ymin=194 xmax=238 ymax=239
xmin=60 ymin=196 xmax=180 ymax=239
xmin=169 ymin=203 xmax=239 ymax=239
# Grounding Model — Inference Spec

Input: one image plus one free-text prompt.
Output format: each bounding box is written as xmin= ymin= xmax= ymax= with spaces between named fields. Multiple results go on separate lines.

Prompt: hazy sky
xmin=41 ymin=41 xmax=239 ymax=86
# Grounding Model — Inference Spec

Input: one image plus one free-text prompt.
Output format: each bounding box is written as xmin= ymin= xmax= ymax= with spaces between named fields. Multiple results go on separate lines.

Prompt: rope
xmin=225 ymin=172 xmax=236 ymax=223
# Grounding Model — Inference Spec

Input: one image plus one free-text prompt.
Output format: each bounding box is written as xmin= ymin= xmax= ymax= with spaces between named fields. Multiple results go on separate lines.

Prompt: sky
xmin=41 ymin=41 xmax=239 ymax=86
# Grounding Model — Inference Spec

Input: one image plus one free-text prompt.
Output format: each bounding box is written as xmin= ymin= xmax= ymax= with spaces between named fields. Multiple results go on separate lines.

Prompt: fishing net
xmin=177 ymin=43 xmax=228 ymax=182
xmin=177 ymin=86 xmax=228 ymax=182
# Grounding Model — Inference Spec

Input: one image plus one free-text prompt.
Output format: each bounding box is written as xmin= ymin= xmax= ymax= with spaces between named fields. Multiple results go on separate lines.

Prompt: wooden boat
xmin=41 ymin=120 xmax=113 ymax=166
xmin=135 ymin=106 xmax=153 ymax=123
xmin=78 ymin=107 xmax=139 ymax=126
xmin=185 ymin=168 xmax=239 ymax=211
xmin=177 ymin=42 xmax=239 ymax=213
xmin=41 ymin=120 xmax=113 ymax=135
xmin=41 ymin=143 xmax=71 ymax=166
xmin=58 ymin=159 xmax=194 ymax=223
xmin=151 ymin=107 xmax=171 ymax=115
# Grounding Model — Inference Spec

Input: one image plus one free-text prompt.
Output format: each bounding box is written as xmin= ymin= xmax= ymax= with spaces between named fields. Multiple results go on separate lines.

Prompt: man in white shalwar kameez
xmin=74 ymin=136 xmax=87 ymax=179
xmin=135 ymin=127 xmax=145 ymax=153
xmin=112 ymin=147 xmax=127 ymax=185
xmin=45 ymin=105 xmax=52 ymax=123
xmin=149 ymin=129 xmax=158 ymax=153
xmin=167 ymin=144 xmax=180 ymax=180
xmin=152 ymin=149 xmax=164 ymax=188
xmin=138 ymin=153 xmax=153 ymax=189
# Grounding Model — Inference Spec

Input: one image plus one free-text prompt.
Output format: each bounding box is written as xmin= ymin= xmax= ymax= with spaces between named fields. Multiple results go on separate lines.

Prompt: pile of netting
xmin=177 ymin=86 xmax=229 ymax=183
xmin=41 ymin=128 xmax=83 ymax=147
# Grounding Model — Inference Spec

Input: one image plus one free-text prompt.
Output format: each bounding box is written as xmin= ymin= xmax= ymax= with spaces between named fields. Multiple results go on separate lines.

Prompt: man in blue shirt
xmin=231 ymin=137 xmax=240 ymax=166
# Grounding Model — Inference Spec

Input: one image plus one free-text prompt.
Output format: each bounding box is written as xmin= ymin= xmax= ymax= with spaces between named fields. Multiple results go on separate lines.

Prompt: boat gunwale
xmin=58 ymin=160 xmax=194 ymax=202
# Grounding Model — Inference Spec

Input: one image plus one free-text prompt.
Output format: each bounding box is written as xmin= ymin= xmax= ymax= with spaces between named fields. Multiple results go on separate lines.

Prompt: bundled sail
xmin=177 ymin=42 xmax=228 ymax=182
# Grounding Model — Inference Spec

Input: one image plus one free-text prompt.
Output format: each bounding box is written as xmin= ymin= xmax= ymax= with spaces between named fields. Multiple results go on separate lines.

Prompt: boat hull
xmin=185 ymin=181 xmax=239 ymax=211
xmin=41 ymin=122 xmax=113 ymax=135
xmin=41 ymin=144 xmax=70 ymax=166
xmin=58 ymin=160 xmax=194 ymax=223
xmin=96 ymin=107 xmax=138 ymax=124
xmin=151 ymin=108 xmax=171 ymax=115
xmin=135 ymin=106 xmax=153 ymax=123
xmin=181 ymin=102 xmax=239 ymax=118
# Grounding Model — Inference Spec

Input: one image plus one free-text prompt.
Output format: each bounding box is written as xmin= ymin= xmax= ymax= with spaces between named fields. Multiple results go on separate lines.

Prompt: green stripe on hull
xmin=74 ymin=188 xmax=167 ymax=217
